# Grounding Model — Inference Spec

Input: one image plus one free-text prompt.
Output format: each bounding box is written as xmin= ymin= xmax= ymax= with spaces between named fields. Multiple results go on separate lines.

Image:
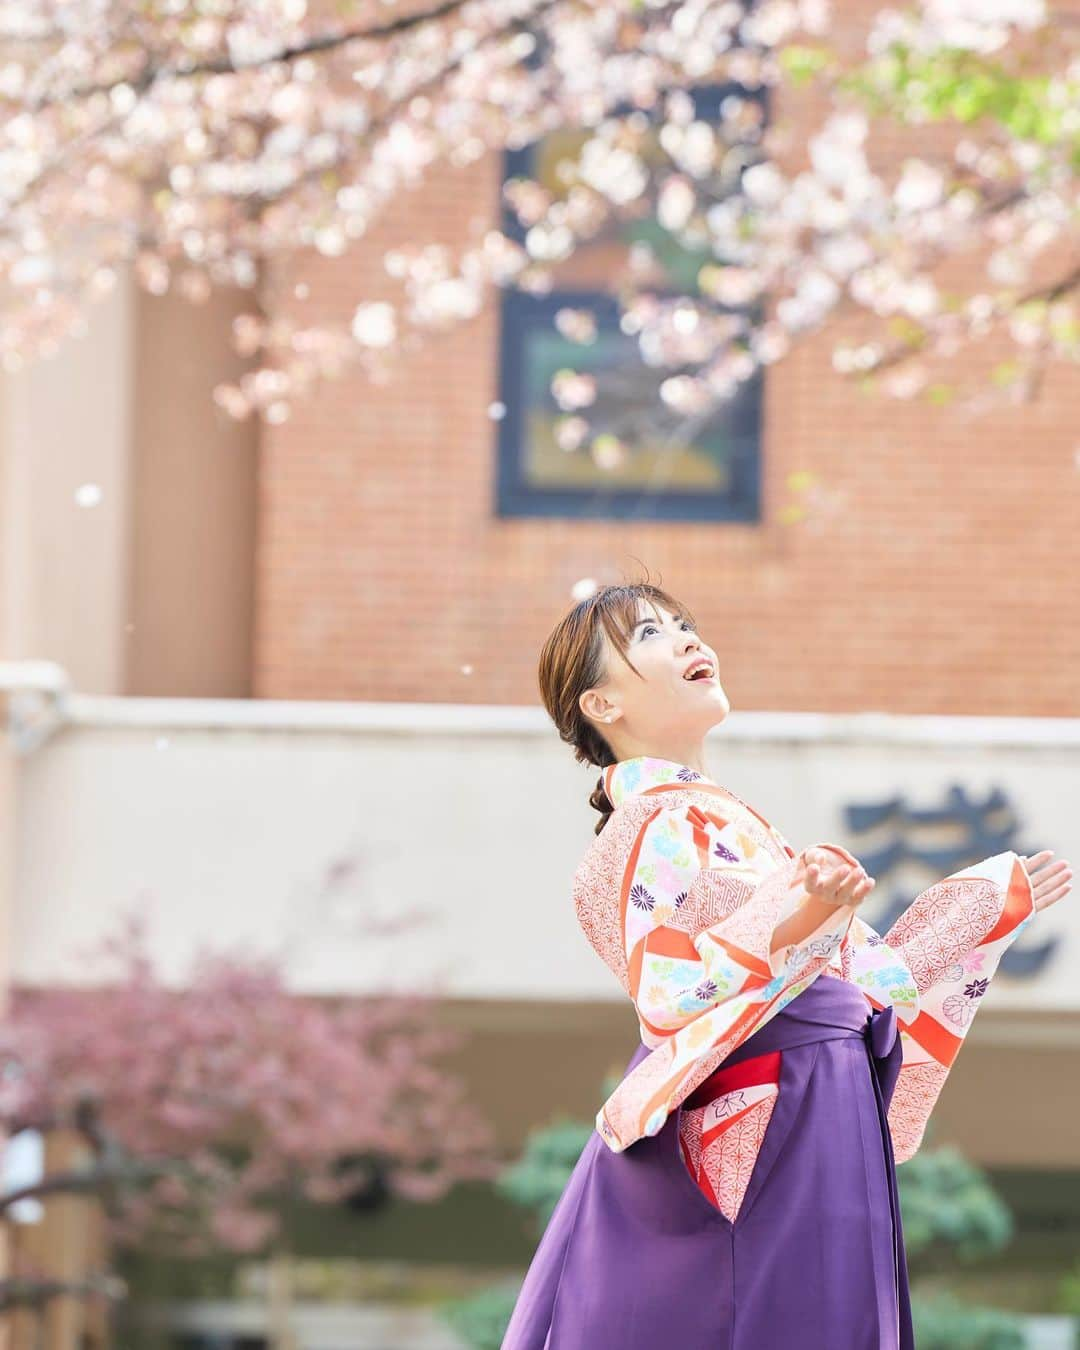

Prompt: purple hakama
xmin=501 ymin=975 xmax=913 ymax=1349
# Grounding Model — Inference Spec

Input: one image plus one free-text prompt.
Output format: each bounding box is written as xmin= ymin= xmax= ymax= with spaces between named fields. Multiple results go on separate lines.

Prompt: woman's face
xmin=581 ymin=601 xmax=730 ymax=750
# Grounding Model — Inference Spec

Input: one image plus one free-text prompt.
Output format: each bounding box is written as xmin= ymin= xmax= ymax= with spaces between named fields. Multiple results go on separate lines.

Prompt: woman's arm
xmin=574 ymin=802 xmax=870 ymax=1152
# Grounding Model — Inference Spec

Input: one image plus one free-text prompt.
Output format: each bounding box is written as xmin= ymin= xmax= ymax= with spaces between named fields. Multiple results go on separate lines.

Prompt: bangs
xmin=592 ymin=583 xmax=697 ymax=678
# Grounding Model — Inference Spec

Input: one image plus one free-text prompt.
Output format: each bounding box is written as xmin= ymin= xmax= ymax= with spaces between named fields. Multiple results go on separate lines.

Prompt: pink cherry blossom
xmin=0 ymin=911 xmax=498 ymax=1258
xmin=0 ymin=0 xmax=1070 ymax=425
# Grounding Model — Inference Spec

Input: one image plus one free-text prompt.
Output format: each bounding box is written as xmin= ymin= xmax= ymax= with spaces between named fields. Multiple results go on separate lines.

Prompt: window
xmin=494 ymin=85 xmax=765 ymax=523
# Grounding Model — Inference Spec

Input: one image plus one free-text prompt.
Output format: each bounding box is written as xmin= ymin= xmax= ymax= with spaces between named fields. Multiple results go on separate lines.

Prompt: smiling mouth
xmin=683 ymin=664 xmax=717 ymax=684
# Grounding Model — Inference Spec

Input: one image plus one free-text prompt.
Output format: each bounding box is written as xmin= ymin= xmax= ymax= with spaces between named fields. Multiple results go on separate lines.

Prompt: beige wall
xmin=128 ymin=286 xmax=259 ymax=697
xmin=10 ymin=699 xmax=1080 ymax=1167
xmin=0 ymin=274 xmax=258 ymax=700
xmin=12 ymin=700 xmax=1079 ymax=1011
xmin=0 ymin=281 xmax=134 ymax=694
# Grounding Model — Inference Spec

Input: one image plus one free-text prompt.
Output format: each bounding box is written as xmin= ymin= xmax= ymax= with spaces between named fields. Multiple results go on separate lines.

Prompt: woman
xmin=502 ymin=581 xmax=1072 ymax=1350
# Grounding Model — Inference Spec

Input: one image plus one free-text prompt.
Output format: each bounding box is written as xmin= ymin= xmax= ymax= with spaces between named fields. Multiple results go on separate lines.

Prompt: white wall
xmin=11 ymin=696 xmax=1080 ymax=1019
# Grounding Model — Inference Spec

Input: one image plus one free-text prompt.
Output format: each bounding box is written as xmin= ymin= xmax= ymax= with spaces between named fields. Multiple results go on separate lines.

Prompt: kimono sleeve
xmin=590 ymin=803 xmax=860 ymax=1153
xmin=842 ymin=850 xmax=1036 ymax=1163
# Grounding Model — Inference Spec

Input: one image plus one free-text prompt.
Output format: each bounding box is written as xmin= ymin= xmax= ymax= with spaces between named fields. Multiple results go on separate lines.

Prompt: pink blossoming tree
xmin=0 ymin=911 xmax=497 ymax=1319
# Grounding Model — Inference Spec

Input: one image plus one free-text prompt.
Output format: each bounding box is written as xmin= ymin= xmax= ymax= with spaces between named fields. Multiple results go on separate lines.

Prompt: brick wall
xmin=254 ymin=74 xmax=1080 ymax=716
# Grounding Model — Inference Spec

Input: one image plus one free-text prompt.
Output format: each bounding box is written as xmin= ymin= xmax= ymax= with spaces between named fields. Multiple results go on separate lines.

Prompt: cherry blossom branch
xmin=857 ymin=257 xmax=1080 ymax=377
xmin=239 ymin=0 xmax=566 ymax=221
xmin=27 ymin=0 xmax=480 ymax=109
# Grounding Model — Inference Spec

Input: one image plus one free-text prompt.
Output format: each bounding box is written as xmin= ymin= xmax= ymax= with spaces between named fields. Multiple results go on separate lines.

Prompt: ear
xmin=579 ymin=687 xmax=618 ymax=726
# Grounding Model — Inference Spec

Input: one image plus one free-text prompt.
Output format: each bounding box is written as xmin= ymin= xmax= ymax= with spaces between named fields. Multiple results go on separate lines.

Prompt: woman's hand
xmin=769 ymin=844 xmax=876 ymax=955
xmin=797 ymin=844 xmax=876 ymax=909
xmin=1020 ymin=850 xmax=1073 ymax=914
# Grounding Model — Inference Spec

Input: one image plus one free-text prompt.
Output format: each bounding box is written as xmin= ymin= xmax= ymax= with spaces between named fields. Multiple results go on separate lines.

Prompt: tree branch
xmin=29 ymin=0 xmax=476 ymax=110
xmin=0 ymin=1157 xmax=184 ymax=1215
xmin=233 ymin=0 xmax=564 ymax=221
xmin=857 ymin=257 xmax=1080 ymax=377
xmin=0 ymin=1274 xmax=126 ymax=1313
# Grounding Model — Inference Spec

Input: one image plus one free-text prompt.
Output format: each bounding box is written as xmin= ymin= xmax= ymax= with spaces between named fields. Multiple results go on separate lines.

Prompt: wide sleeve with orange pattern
xmin=574 ymin=799 xmax=862 ymax=1154
xmin=840 ymin=850 xmax=1036 ymax=1163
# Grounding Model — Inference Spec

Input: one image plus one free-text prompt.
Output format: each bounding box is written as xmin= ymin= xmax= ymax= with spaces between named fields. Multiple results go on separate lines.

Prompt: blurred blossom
xmin=699 ymin=265 xmax=761 ymax=305
xmin=526 ymin=223 xmax=574 ymax=261
xmin=660 ymin=375 xmax=712 ymax=415
xmin=809 ymin=113 xmax=870 ymax=190
xmin=741 ymin=162 xmax=785 ymax=208
xmin=232 ymin=315 xmax=265 ymax=357
xmin=554 ymin=308 xmax=598 ymax=344
xmin=901 ymin=278 xmax=939 ymax=320
xmin=213 ymin=384 xmax=252 ymax=420
xmin=832 ymin=343 xmax=883 ymax=373
xmin=893 ymin=161 xmax=946 ymax=213
xmin=571 ymin=578 xmax=599 ymax=602
xmin=591 ymin=434 xmax=628 ymax=471
xmin=874 ymin=0 xmax=1048 ymax=54
xmin=671 ymin=304 xmax=700 ymax=335
xmin=74 ymin=483 xmax=102 ymax=509
xmin=1009 ymin=312 xmax=1045 ymax=346
xmin=555 ymin=416 xmax=590 ymax=451
xmin=988 ymin=250 xmax=1028 ymax=285
xmin=412 ymin=277 xmax=481 ymax=325
xmin=752 ymin=324 xmax=791 ymax=364
xmin=658 ymin=175 xmax=696 ymax=231
xmin=350 ymin=302 xmax=396 ymax=348
xmin=660 ymin=121 xmax=717 ymax=178
xmin=883 ymin=366 xmax=929 ymax=399
xmin=578 ymin=140 xmax=648 ymax=205
xmin=551 ymin=369 xmax=597 ymax=411
xmin=741 ymin=0 xmax=802 ymax=46
xmin=178 ymin=272 xmax=212 ymax=304
xmin=487 ymin=401 xmax=507 ymax=420
xmin=504 ymin=179 xmax=552 ymax=227
xmin=135 ymin=254 xmax=170 ymax=297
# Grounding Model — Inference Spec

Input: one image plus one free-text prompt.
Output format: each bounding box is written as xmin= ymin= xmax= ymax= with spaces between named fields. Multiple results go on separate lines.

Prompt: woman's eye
xmin=640 ymin=620 xmax=695 ymax=636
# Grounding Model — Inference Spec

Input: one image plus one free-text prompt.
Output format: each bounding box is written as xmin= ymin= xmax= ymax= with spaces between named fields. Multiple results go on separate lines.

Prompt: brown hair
xmin=537 ymin=579 xmax=697 ymax=835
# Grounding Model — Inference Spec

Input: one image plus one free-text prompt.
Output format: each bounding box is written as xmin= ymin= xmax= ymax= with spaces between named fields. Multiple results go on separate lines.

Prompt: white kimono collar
xmin=602 ymin=755 xmax=711 ymax=808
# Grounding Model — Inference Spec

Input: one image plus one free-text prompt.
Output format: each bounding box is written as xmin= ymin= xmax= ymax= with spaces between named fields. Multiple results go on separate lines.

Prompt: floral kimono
xmin=501 ymin=755 xmax=1037 ymax=1350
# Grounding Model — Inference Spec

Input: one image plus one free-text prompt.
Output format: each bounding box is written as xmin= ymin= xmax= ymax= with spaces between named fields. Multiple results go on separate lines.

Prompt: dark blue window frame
xmin=493 ymin=83 xmax=766 ymax=523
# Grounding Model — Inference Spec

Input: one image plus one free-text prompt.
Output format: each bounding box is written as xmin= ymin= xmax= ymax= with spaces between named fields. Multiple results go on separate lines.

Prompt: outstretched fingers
xmin=1020 ymin=851 xmax=1073 ymax=913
